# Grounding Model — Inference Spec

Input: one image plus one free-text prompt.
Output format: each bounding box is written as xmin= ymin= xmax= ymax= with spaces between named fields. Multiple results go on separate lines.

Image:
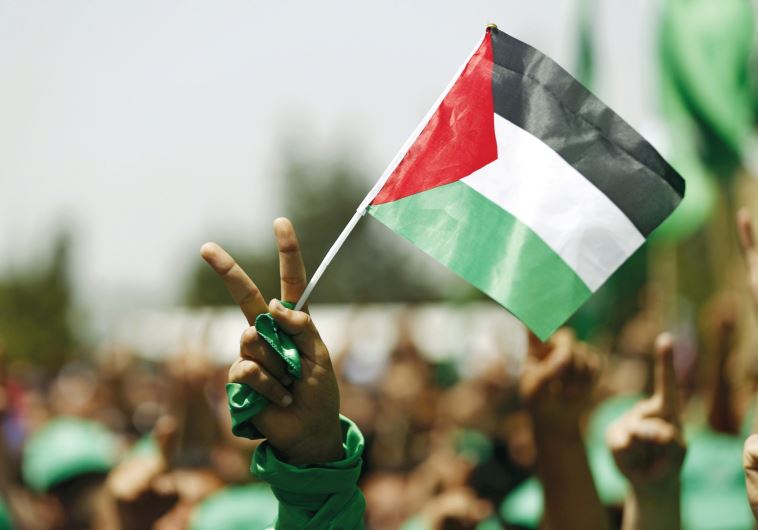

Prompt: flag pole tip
xmin=485 ymin=23 xmax=498 ymax=31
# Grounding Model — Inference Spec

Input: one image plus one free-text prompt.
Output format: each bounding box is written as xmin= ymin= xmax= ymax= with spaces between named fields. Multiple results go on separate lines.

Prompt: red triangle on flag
xmin=371 ymin=35 xmax=497 ymax=205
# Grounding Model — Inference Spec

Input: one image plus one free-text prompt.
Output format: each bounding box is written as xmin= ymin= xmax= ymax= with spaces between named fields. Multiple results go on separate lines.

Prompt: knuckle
xmin=240 ymin=361 xmax=261 ymax=380
xmin=278 ymin=239 xmax=300 ymax=254
xmin=240 ymin=327 xmax=257 ymax=348
xmin=220 ymin=261 xmax=239 ymax=278
xmin=239 ymin=288 xmax=261 ymax=306
xmin=280 ymin=275 xmax=305 ymax=286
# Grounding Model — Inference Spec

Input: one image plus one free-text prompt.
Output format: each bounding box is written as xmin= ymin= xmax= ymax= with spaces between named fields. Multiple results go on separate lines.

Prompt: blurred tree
xmin=185 ymin=141 xmax=461 ymax=306
xmin=0 ymin=230 xmax=77 ymax=367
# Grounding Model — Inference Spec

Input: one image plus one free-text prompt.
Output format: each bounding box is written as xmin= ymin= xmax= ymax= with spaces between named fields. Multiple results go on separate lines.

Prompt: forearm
xmin=708 ymin=355 xmax=738 ymax=434
xmin=252 ymin=416 xmax=365 ymax=530
xmin=622 ymin=484 xmax=681 ymax=530
xmin=533 ymin=424 xmax=609 ymax=530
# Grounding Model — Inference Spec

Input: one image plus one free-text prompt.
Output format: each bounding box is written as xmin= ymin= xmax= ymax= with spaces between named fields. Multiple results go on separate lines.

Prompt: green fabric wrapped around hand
xmin=227 ymin=301 xmax=301 ymax=439
xmin=252 ymin=415 xmax=366 ymax=530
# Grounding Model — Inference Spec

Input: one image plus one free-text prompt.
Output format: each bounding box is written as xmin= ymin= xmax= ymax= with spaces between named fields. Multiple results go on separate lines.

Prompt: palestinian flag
xmin=366 ymin=27 xmax=685 ymax=340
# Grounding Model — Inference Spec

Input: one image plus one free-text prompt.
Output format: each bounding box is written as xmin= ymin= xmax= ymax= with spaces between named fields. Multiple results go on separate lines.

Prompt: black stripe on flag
xmin=490 ymin=28 xmax=684 ymax=237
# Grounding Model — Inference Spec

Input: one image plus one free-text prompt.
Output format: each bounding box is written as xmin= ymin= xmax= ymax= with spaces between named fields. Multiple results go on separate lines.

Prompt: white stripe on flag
xmin=461 ymin=114 xmax=645 ymax=291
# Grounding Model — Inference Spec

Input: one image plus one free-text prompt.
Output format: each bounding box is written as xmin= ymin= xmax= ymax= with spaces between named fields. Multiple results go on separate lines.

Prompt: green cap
xmin=189 ymin=483 xmax=278 ymax=530
xmin=681 ymin=428 xmax=754 ymax=530
xmin=22 ymin=417 xmax=119 ymax=492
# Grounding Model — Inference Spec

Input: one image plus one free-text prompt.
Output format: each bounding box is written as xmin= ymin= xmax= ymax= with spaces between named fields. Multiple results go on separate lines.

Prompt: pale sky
xmin=0 ymin=0 xmax=662 ymax=333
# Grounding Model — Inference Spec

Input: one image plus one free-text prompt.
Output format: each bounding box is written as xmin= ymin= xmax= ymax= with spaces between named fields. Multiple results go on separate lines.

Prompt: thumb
xmin=653 ymin=332 xmax=678 ymax=418
xmin=269 ymin=299 xmax=327 ymax=364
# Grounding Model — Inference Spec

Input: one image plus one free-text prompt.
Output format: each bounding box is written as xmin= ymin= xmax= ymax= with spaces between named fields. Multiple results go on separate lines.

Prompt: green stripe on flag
xmin=368 ymin=181 xmax=592 ymax=340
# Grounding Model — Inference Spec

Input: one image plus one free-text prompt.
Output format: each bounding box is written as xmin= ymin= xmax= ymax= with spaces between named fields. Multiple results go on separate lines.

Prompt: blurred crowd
xmin=0 ymin=211 xmax=757 ymax=530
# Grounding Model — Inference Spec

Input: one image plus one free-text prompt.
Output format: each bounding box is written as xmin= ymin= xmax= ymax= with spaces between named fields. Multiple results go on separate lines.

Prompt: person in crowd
xmin=606 ymin=334 xmax=686 ymax=530
xmin=520 ymin=330 xmax=608 ymax=530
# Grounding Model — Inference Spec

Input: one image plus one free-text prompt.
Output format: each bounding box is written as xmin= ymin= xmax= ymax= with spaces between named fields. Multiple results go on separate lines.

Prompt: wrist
xmin=631 ymin=479 xmax=681 ymax=504
xmin=627 ymin=481 xmax=681 ymax=530
xmin=278 ymin=418 xmax=344 ymax=465
xmin=532 ymin=416 xmax=583 ymax=440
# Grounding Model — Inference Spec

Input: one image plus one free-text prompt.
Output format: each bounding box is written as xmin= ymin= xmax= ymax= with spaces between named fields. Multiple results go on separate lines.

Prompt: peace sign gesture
xmin=201 ymin=218 xmax=342 ymax=465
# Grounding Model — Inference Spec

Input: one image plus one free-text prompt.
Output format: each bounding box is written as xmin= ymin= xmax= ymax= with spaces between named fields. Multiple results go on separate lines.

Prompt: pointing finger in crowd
xmin=653 ymin=333 xmax=679 ymax=420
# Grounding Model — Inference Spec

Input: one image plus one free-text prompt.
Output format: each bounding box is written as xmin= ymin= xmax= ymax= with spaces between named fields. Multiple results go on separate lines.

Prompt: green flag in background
xmin=575 ymin=0 xmax=596 ymax=88
xmin=660 ymin=0 xmax=756 ymax=177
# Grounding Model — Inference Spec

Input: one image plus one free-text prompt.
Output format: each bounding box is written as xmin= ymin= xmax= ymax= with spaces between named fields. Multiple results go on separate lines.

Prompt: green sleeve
xmin=251 ymin=415 xmax=366 ymax=530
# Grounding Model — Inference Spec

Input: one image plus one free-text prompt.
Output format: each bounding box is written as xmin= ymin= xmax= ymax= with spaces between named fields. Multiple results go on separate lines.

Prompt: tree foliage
xmin=185 ymin=143 xmax=467 ymax=306
xmin=0 ymin=231 xmax=77 ymax=367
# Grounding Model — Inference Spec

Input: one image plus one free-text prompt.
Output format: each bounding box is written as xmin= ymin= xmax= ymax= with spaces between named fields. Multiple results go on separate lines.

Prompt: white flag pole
xmin=294 ymin=30 xmax=490 ymax=311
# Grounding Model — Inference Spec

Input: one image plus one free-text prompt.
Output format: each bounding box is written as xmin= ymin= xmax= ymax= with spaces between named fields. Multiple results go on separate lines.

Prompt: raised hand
xmin=200 ymin=218 xmax=342 ymax=465
xmin=520 ymin=329 xmax=599 ymax=432
xmin=519 ymin=329 xmax=609 ymax=530
xmin=737 ymin=208 xmax=758 ymax=312
xmin=606 ymin=333 xmax=685 ymax=530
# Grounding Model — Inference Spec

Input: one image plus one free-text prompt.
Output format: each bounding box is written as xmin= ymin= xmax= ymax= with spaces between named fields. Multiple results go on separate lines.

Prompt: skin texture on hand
xmin=738 ymin=209 xmax=758 ymax=522
xmin=743 ymin=435 xmax=758 ymax=520
xmin=737 ymin=208 xmax=758 ymax=314
xmin=606 ymin=334 xmax=685 ymax=530
xmin=519 ymin=329 xmax=609 ymax=530
xmin=201 ymin=218 xmax=343 ymax=465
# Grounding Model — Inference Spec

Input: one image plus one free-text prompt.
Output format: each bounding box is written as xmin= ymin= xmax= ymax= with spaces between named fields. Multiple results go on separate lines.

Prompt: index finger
xmin=653 ymin=332 xmax=679 ymax=418
xmin=273 ymin=218 xmax=308 ymax=305
xmin=200 ymin=242 xmax=268 ymax=325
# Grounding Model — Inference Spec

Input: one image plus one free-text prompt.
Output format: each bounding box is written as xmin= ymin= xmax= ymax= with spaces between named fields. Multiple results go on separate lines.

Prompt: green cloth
xmin=255 ymin=301 xmax=301 ymax=380
xmin=227 ymin=383 xmax=269 ymax=439
xmin=22 ymin=416 xmax=119 ymax=492
xmin=189 ymin=483 xmax=278 ymax=530
xmin=227 ymin=300 xmax=301 ymax=439
xmin=0 ymin=498 xmax=13 ymax=530
xmin=660 ymin=0 xmax=756 ymax=175
xmin=252 ymin=415 xmax=366 ymax=530
xmin=575 ymin=0 xmax=596 ymax=88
